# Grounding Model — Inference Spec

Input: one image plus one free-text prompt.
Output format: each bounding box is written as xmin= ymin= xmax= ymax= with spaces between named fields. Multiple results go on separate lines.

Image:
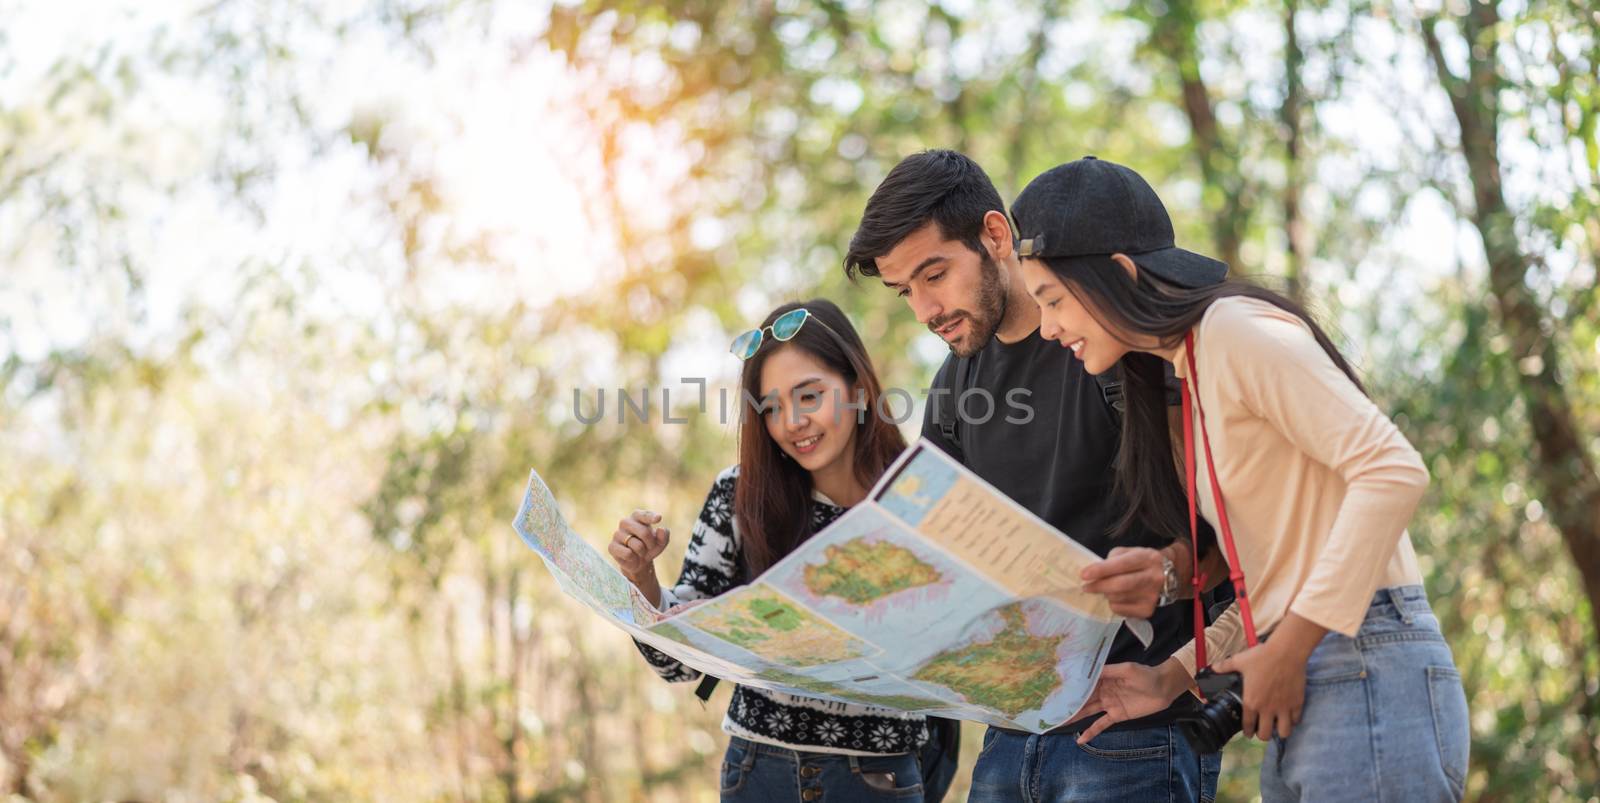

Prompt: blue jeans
xmin=1260 ymin=586 xmax=1469 ymax=802
xmin=720 ymin=735 xmax=925 ymax=801
xmin=968 ymin=723 xmax=1220 ymax=802
xmin=917 ymin=719 xmax=960 ymax=803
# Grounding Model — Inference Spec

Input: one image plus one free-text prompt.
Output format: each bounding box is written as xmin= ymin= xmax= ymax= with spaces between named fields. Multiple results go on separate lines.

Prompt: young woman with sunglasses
xmin=608 ymin=299 xmax=942 ymax=802
xmin=1009 ymin=159 xmax=1469 ymax=801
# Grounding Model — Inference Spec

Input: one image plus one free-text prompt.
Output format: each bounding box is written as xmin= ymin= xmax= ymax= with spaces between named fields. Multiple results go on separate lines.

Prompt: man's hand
xmin=1070 ymin=659 xmax=1192 ymax=743
xmin=1212 ymin=613 xmax=1327 ymax=740
xmin=1081 ymin=547 xmax=1168 ymax=618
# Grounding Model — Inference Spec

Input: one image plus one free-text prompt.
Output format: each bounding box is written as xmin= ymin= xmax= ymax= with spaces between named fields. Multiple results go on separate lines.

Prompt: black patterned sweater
xmin=633 ymin=466 xmax=929 ymax=756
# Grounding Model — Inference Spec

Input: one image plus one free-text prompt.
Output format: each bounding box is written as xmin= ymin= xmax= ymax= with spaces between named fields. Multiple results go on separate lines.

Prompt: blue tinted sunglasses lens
xmin=730 ymin=329 xmax=762 ymax=359
xmin=772 ymin=309 xmax=808 ymax=341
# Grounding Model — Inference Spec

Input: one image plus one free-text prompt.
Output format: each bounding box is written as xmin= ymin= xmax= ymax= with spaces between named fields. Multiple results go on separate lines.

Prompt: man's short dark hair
xmin=844 ymin=150 xmax=1008 ymax=280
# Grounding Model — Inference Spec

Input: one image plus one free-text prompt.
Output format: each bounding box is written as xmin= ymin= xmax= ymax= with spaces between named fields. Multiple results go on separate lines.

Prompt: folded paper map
xmin=512 ymin=439 xmax=1148 ymax=733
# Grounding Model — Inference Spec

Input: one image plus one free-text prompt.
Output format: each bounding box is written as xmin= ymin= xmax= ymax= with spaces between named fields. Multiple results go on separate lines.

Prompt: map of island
xmin=681 ymin=585 xmax=871 ymax=667
xmin=911 ymin=602 xmax=1065 ymax=718
xmin=803 ymin=537 xmax=942 ymax=605
xmin=516 ymin=441 xmax=1126 ymax=734
xmin=649 ymin=621 xmax=692 ymax=645
xmin=876 ymin=455 xmax=958 ymax=528
xmin=753 ymin=667 xmax=949 ymax=712
xmin=514 ymin=473 xmax=633 ymax=611
xmin=514 ymin=477 xmax=565 ymax=560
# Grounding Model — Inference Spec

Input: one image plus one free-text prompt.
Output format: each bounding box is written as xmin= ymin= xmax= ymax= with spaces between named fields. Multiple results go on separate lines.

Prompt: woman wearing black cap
xmin=1012 ymin=158 xmax=1469 ymax=801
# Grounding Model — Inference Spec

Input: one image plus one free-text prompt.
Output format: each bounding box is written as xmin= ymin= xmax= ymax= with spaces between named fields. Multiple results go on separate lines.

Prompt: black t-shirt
xmin=921 ymin=326 xmax=1213 ymax=733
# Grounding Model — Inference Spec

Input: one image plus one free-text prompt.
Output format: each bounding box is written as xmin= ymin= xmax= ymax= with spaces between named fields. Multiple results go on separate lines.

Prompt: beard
xmin=929 ymin=254 xmax=1007 ymax=359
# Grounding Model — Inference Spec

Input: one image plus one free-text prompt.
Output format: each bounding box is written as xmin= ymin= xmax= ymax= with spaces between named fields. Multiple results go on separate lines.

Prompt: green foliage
xmin=1 ymin=0 xmax=1596 ymax=800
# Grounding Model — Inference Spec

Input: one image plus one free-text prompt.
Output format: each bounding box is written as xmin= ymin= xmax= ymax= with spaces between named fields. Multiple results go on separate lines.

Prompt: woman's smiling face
xmin=758 ymin=345 xmax=859 ymax=474
xmin=1020 ymin=258 xmax=1131 ymax=375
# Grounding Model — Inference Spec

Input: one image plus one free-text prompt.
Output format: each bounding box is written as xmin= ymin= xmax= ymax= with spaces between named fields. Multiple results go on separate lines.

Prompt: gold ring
xmin=628 ymin=534 xmax=644 ymax=549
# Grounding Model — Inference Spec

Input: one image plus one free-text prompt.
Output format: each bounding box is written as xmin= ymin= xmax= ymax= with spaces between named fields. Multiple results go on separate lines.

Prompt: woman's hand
xmin=609 ymin=510 xmax=670 ymax=604
xmin=664 ymin=599 xmax=706 ymax=616
xmin=1213 ymin=613 xmax=1327 ymax=741
xmin=1071 ymin=659 xmax=1193 ymax=743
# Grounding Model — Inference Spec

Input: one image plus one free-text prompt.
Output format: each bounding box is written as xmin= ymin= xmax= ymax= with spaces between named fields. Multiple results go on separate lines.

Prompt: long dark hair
xmin=1040 ymin=256 xmax=1366 ymax=539
xmin=734 ymin=299 xmax=907 ymax=576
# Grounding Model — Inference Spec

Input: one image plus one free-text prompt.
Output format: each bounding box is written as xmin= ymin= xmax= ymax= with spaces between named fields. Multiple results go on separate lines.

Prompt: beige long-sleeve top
xmin=1169 ymin=296 xmax=1429 ymax=677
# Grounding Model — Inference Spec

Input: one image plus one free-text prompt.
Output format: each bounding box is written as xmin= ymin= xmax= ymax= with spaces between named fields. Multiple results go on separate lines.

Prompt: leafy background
xmin=2 ymin=1 xmax=1597 ymax=800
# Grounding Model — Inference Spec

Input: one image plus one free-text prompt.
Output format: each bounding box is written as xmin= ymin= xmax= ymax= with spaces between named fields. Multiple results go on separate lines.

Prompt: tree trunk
xmin=1152 ymin=0 xmax=1248 ymax=272
xmin=445 ymin=602 xmax=473 ymax=802
xmin=1281 ymin=0 xmax=1308 ymax=300
xmin=1423 ymin=0 xmax=1600 ymax=661
xmin=501 ymin=565 xmax=524 ymax=803
xmin=568 ymin=620 xmax=606 ymax=801
xmin=1005 ymin=9 xmax=1059 ymax=195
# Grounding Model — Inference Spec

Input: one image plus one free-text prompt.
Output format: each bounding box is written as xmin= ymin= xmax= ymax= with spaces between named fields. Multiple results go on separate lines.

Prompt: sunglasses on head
xmin=730 ymin=308 xmax=842 ymax=360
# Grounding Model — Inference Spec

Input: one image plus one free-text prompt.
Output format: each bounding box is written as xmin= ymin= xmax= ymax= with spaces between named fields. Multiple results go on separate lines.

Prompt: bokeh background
xmin=3 ymin=0 xmax=1598 ymax=800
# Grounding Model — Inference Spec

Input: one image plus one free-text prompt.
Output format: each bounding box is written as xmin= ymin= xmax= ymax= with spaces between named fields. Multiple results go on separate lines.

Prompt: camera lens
xmin=1177 ymin=690 xmax=1244 ymax=754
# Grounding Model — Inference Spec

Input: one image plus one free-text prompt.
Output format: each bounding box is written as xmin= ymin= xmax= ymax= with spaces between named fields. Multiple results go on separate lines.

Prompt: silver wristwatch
xmin=1156 ymin=555 xmax=1180 ymax=607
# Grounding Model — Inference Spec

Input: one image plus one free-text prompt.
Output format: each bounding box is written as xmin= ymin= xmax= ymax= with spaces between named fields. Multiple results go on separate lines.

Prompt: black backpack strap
xmin=694 ymin=675 xmax=719 ymax=702
xmin=692 ymin=557 xmax=755 ymax=703
xmin=1092 ymin=359 xmax=1182 ymax=419
xmin=1094 ymin=366 xmax=1125 ymax=420
xmin=936 ymin=356 xmax=974 ymax=446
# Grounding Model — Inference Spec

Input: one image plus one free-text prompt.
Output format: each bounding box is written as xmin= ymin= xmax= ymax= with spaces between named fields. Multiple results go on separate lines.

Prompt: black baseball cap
xmin=1010 ymin=156 xmax=1227 ymax=288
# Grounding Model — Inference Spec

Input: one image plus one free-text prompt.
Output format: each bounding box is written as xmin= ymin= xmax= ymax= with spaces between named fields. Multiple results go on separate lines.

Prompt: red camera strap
xmin=1182 ymin=330 xmax=1260 ymax=670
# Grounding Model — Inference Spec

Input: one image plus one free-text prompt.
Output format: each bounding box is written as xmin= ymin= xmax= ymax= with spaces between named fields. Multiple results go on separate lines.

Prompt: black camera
xmin=1175 ymin=668 xmax=1244 ymax=753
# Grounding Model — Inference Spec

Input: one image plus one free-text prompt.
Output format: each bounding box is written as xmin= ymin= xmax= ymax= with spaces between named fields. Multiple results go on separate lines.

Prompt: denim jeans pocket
xmin=854 ymin=755 xmax=924 ymax=799
xmin=718 ymin=759 xmax=745 ymax=794
xmin=1427 ymin=665 xmax=1470 ymax=798
xmin=975 ymin=728 xmax=1002 ymax=763
xmin=719 ymin=742 xmax=749 ymax=795
xmin=1076 ymin=729 xmax=1170 ymax=761
xmin=1303 ymin=634 xmax=1367 ymax=686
